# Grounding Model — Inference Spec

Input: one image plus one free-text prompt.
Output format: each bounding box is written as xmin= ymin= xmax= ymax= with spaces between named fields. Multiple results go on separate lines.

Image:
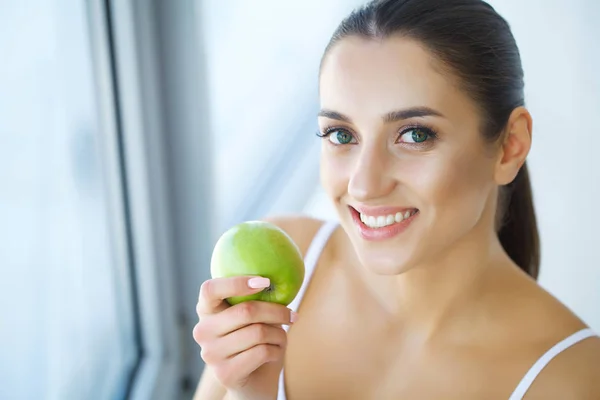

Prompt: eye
xmin=325 ymin=129 xmax=355 ymax=145
xmin=398 ymin=127 xmax=434 ymax=144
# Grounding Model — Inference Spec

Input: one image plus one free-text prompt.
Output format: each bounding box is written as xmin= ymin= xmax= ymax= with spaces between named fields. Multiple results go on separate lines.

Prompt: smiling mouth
xmin=348 ymin=205 xmax=420 ymax=228
xmin=347 ymin=206 xmax=419 ymax=241
xmin=359 ymin=209 xmax=419 ymax=228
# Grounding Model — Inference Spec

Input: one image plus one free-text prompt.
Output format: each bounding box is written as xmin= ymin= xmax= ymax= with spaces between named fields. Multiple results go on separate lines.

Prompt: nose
xmin=347 ymin=143 xmax=396 ymax=202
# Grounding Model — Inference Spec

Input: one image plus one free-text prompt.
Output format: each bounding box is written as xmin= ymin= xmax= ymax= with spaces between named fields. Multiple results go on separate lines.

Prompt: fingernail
xmin=290 ymin=311 xmax=299 ymax=323
xmin=248 ymin=277 xmax=270 ymax=289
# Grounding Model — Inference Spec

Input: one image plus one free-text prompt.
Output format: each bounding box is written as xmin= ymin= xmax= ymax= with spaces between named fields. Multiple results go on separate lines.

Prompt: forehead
xmin=319 ymin=36 xmax=470 ymax=119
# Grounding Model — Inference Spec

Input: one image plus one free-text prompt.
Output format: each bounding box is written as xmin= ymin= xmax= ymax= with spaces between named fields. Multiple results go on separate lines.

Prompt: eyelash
xmin=316 ymin=124 xmax=439 ymax=146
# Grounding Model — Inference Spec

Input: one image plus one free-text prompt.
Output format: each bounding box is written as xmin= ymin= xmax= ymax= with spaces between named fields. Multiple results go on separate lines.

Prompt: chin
xmin=343 ymin=228 xmax=418 ymax=275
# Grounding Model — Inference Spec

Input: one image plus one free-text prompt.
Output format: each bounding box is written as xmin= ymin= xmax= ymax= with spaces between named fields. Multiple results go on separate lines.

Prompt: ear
xmin=495 ymin=106 xmax=532 ymax=185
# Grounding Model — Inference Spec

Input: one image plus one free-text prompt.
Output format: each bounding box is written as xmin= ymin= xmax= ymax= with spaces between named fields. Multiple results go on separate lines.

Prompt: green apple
xmin=210 ymin=220 xmax=305 ymax=306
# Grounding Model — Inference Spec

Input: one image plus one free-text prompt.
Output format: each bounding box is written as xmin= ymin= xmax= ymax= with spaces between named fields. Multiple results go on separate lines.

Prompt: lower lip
xmin=350 ymin=207 xmax=418 ymax=241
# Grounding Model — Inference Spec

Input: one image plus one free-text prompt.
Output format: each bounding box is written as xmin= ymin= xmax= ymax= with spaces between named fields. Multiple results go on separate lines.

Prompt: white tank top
xmin=276 ymin=220 xmax=596 ymax=400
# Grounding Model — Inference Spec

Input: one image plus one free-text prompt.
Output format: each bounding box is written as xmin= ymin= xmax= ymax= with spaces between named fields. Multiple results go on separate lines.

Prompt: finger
xmin=207 ymin=301 xmax=296 ymax=337
xmin=201 ymin=323 xmax=287 ymax=364
xmin=213 ymin=344 xmax=284 ymax=388
xmin=193 ymin=304 xmax=294 ymax=345
xmin=197 ymin=276 xmax=271 ymax=315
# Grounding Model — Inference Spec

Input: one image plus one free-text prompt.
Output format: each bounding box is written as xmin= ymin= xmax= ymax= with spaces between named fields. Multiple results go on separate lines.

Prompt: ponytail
xmin=497 ymin=162 xmax=540 ymax=279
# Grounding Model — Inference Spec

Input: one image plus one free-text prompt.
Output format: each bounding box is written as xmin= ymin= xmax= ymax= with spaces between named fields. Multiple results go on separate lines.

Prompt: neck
xmin=353 ymin=217 xmax=511 ymax=339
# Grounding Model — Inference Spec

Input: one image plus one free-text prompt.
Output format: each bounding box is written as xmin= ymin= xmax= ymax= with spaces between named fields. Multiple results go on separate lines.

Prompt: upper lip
xmin=350 ymin=204 xmax=418 ymax=217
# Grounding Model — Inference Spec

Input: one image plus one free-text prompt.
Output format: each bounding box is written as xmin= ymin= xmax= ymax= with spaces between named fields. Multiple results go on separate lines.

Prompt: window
xmin=0 ymin=1 xmax=138 ymax=398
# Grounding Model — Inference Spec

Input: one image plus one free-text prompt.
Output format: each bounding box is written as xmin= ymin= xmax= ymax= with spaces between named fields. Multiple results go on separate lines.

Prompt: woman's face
xmin=318 ymin=36 xmax=500 ymax=275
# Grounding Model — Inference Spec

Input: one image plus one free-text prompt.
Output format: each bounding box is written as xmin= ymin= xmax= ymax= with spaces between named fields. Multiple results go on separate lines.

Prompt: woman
xmin=192 ymin=0 xmax=600 ymax=398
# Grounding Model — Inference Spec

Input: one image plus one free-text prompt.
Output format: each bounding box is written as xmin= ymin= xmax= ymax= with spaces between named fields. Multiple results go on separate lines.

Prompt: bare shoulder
xmin=261 ymin=214 xmax=328 ymax=257
xmin=490 ymin=268 xmax=600 ymax=398
xmin=509 ymin=271 xmax=600 ymax=397
xmin=527 ymin=332 xmax=600 ymax=399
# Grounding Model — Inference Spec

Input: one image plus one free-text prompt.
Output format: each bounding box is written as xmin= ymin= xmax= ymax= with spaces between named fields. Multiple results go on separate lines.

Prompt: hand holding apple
xmin=193 ymin=275 xmax=296 ymax=400
xmin=210 ymin=220 xmax=305 ymax=306
xmin=192 ymin=221 xmax=304 ymax=399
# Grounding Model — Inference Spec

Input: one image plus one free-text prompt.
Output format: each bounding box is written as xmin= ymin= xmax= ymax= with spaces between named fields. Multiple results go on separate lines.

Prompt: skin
xmin=194 ymin=36 xmax=600 ymax=399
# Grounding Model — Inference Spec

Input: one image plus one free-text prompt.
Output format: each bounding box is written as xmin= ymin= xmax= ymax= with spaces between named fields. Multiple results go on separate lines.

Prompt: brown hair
xmin=322 ymin=0 xmax=540 ymax=278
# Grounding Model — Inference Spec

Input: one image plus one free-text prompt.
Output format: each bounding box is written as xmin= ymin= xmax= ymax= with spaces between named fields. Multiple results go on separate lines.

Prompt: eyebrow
xmin=318 ymin=106 xmax=444 ymax=123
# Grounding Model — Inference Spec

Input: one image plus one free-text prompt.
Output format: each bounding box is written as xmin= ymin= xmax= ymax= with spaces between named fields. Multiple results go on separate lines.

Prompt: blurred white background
xmin=0 ymin=0 xmax=598 ymax=399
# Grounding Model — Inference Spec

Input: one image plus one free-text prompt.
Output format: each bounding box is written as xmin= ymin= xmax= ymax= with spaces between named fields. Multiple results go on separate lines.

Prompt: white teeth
xmin=359 ymin=210 xmax=417 ymax=228
xmin=395 ymin=212 xmax=404 ymax=223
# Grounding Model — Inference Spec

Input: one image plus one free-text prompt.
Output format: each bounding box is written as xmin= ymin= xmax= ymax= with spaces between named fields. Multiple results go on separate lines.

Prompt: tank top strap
xmin=278 ymin=219 xmax=338 ymax=400
xmin=508 ymin=328 xmax=597 ymax=400
xmin=286 ymin=219 xmax=338 ymax=314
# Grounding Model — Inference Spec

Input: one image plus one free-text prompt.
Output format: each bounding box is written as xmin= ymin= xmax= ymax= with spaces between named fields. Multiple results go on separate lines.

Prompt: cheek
xmin=404 ymin=150 xmax=493 ymax=219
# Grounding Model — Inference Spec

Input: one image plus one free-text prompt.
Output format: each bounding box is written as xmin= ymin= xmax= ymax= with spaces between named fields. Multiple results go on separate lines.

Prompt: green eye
xmin=411 ymin=129 xmax=428 ymax=143
xmin=329 ymin=130 xmax=354 ymax=145
xmin=400 ymin=128 xmax=431 ymax=144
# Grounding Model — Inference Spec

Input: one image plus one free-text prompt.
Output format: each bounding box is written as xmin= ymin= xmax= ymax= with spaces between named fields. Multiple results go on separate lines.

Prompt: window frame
xmin=87 ymin=1 xmax=182 ymax=399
